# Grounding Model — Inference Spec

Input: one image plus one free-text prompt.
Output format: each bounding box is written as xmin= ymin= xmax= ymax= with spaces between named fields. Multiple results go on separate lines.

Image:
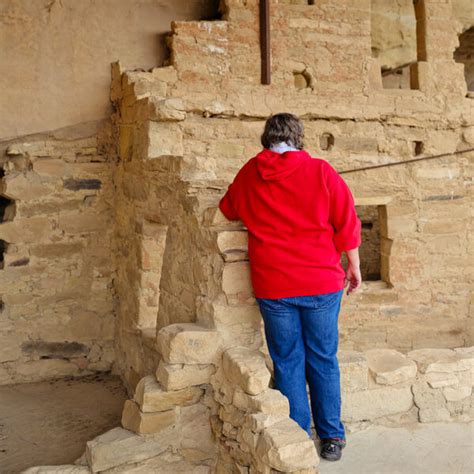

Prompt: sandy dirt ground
xmin=0 ymin=373 xmax=127 ymax=474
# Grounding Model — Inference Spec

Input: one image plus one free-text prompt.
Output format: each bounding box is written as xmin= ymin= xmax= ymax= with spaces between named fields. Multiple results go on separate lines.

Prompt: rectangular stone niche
xmin=342 ymin=198 xmax=391 ymax=285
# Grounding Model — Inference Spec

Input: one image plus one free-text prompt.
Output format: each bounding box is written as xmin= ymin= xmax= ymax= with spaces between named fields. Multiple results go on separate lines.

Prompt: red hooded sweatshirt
xmin=218 ymin=148 xmax=361 ymax=299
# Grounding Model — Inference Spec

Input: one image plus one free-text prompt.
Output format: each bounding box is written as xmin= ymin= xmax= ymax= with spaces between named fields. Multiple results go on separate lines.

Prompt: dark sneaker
xmin=320 ymin=437 xmax=346 ymax=461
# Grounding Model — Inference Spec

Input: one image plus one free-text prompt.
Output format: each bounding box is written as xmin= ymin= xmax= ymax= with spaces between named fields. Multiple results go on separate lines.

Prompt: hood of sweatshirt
xmin=255 ymin=148 xmax=310 ymax=181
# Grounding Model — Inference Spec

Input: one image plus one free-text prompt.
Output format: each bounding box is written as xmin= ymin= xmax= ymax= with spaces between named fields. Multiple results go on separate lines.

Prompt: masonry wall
xmin=0 ymin=122 xmax=116 ymax=384
xmin=104 ymin=0 xmax=474 ymax=389
xmin=1 ymin=0 xmax=472 ymax=388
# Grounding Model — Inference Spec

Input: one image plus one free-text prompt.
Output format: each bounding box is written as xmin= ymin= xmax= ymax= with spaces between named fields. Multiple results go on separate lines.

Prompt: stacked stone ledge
xmin=339 ymin=347 xmax=473 ymax=429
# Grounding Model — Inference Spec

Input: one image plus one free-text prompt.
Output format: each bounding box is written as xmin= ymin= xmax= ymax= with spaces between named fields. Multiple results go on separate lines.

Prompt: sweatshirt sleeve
xmin=219 ymin=181 xmax=240 ymax=221
xmin=326 ymin=164 xmax=361 ymax=253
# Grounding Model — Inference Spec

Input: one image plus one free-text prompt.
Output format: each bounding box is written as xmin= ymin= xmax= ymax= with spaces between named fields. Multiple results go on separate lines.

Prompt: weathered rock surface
xmin=365 ymin=349 xmax=417 ymax=385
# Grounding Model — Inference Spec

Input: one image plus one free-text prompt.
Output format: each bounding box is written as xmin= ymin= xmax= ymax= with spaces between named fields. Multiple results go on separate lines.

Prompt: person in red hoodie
xmin=218 ymin=113 xmax=362 ymax=462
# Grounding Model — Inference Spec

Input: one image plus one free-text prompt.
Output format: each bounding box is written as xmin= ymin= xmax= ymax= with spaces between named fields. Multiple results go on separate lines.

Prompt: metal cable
xmin=338 ymin=147 xmax=474 ymax=175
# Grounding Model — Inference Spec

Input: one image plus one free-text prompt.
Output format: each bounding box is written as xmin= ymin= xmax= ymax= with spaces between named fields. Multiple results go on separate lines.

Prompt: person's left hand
xmin=345 ymin=263 xmax=362 ymax=295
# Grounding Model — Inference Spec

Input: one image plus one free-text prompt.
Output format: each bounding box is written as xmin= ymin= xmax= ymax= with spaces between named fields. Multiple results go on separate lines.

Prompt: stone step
xmin=407 ymin=348 xmax=473 ymax=373
xmin=222 ymin=346 xmax=270 ymax=395
xmin=134 ymin=375 xmax=204 ymax=412
xmin=121 ymin=399 xmax=179 ymax=435
xmin=156 ymin=360 xmax=215 ymax=391
xmin=255 ymin=418 xmax=319 ymax=472
xmin=365 ymin=348 xmax=417 ymax=385
xmin=85 ymin=427 xmax=171 ymax=472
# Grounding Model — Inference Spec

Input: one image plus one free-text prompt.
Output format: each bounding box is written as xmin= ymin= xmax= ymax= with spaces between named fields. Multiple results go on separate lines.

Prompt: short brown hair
xmin=260 ymin=113 xmax=304 ymax=150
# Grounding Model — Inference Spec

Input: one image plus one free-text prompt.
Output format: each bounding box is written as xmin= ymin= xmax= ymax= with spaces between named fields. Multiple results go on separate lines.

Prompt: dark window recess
xmin=0 ymin=240 xmax=8 ymax=270
xmin=341 ymin=205 xmax=382 ymax=281
xmin=454 ymin=26 xmax=474 ymax=92
xmin=320 ymin=133 xmax=335 ymax=151
xmin=0 ymin=196 xmax=15 ymax=222
xmin=63 ymin=178 xmax=102 ymax=191
xmin=412 ymin=140 xmax=424 ymax=156
xmin=0 ymin=299 xmax=4 ymax=312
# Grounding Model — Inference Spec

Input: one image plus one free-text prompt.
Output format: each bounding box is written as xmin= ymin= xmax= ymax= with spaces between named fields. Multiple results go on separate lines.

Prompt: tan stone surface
xmin=339 ymin=350 xmax=369 ymax=392
xmin=408 ymin=349 xmax=472 ymax=373
xmin=121 ymin=399 xmax=178 ymax=434
xmin=342 ymin=386 xmax=413 ymax=422
xmin=133 ymin=375 xmax=203 ymax=412
xmin=233 ymin=388 xmax=290 ymax=416
xmin=86 ymin=427 xmax=170 ymax=472
xmin=21 ymin=466 xmax=89 ymax=474
xmin=156 ymin=360 xmax=215 ymax=391
xmin=157 ymin=323 xmax=221 ymax=365
xmin=222 ymin=346 xmax=271 ymax=395
xmin=366 ymin=349 xmax=417 ymax=385
xmin=255 ymin=419 xmax=319 ymax=472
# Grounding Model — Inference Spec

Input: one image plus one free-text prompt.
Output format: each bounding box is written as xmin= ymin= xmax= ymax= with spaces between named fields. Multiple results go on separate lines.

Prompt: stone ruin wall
xmin=110 ymin=0 xmax=474 ymax=386
xmin=0 ymin=123 xmax=117 ymax=384
xmin=0 ymin=0 xmax=471 ymax=389
xmin=8 ymin=0 xmax=474 ymax=472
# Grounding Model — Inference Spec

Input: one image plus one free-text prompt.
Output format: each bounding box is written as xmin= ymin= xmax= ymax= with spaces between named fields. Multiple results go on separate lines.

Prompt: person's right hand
xmin=345 ymin=263 xmax=362 ymax=295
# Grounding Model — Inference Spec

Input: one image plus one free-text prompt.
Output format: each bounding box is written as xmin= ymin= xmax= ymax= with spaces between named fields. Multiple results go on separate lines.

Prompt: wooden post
xmin=259 ymin=0 xmax=271 ymax=85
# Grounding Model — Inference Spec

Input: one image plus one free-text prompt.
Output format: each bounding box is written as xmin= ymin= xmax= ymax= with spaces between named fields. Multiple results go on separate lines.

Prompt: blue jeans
xmin=255 ymin=289 xmax=345 ymax=440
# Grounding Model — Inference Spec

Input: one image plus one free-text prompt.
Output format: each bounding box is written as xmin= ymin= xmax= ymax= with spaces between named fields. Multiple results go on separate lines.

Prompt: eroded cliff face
xmin=0 ymin=0 xmax=220 ymax=139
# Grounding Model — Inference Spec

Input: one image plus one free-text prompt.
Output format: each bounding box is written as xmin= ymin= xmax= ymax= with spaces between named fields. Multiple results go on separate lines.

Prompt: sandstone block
xmin=412 ymin=381 xmax=447 ymax=409
xmin=217 ymin=230 xmax=248 ymax=261
xmin=339 ymin=350 xmax=369 ymax=392
xmin=3 ymin=173 xmax=52 ymax=201
xmin=147 ymin=121 xmax=183 ymax=159
xmin=365 ymin=349 xmax=417 ymax=385
xmin=156 ymin=360 xmax=215 ymax=390
xmin=408 ymin=348 xmax=472 ymax=373
xmin=222 ymin=261 xmax=253 ymax=301
xmin=255 ymin=419 xmax=319 ymax=472
xmin=243 ymin=413 xmax=289 ymax=432
xmin=209 ymin=301 xmax=262 ymax=350
xmin=157 ymin=323 xmax=221 ymax=364
xmin=218 ymin=404 xmax=247 ymax=427
xmin=425 ymin=372 xmax=459 ymax=388
xmin=58 ymin=212 xmax=107 ymax=234
xmin=0 ymin=218 xmax=51 ymax=244
xmin=133 ymin=375 xmax=203 ymax=412
xmin=342 ymin=386 xmax=413 ymax=422
xmin=222 ymin=346 xmax=271 ymax=395
xmin=418 ymin=407 xmax=451 ymax=423
xmin=121 ymin=399 xmax=178 ymax=434
xmin=149 ymin=97 xmax=187 ymax=121
xmin=85 ymin=427 xmax=169 ymax=472
xmin=233 ymin=388 xmax=290 ymax=415
xmin=32 ymin=158 xmax=69 ymax=177
xmin=443 ymin=385 xmax=472 ymax=402
xmin=21 ymin=466 xmax=89 ymax=473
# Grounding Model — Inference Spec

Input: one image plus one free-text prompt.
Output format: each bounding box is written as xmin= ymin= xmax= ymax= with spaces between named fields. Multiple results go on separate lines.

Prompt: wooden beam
xmin=259 ymin=0 xmax=271 ymax=85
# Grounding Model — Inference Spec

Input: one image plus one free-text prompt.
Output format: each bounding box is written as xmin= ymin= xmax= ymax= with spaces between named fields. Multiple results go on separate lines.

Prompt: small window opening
xmin=341 ymin=205 xmax=389 ymax=283
xmin=371 ymin=0 xmax=425 ymax=89
xmin=454 ymin=26 xmax=474 ymax=93
xmin=320 ymin=133 xmax=335 ymax=151
xmin=412 ymin=140 xmax=424 ymax=156
xmin=0 ymin=240 xmax=8 ymax=270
